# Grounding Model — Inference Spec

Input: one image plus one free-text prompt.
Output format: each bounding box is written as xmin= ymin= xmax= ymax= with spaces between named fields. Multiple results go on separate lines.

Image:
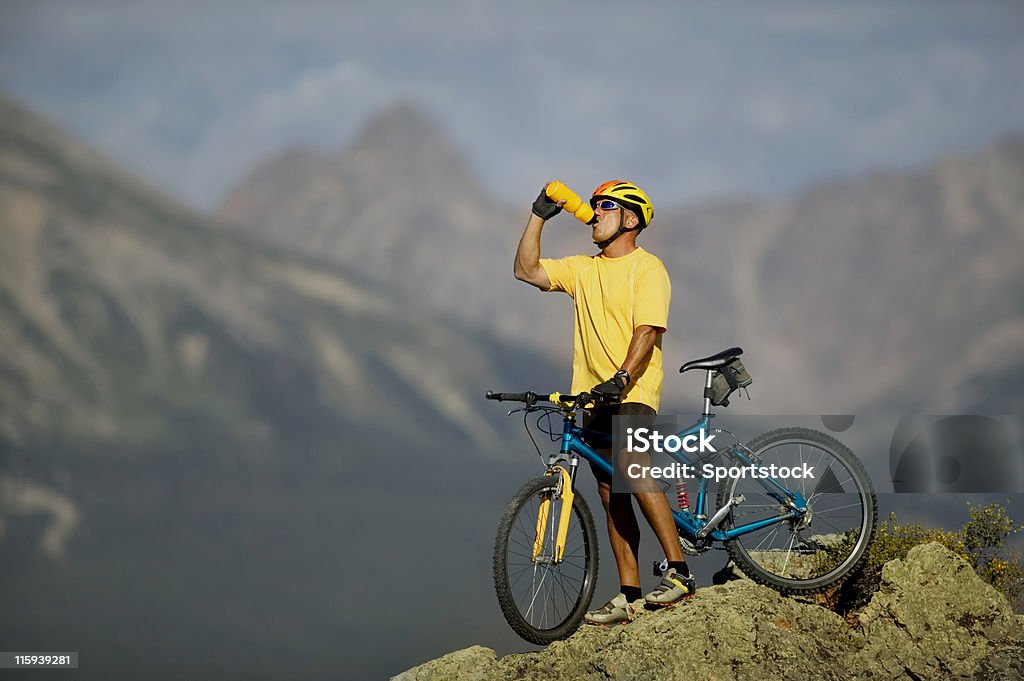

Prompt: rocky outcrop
xmin=395 ymin=543 xmax=1024 ymax=681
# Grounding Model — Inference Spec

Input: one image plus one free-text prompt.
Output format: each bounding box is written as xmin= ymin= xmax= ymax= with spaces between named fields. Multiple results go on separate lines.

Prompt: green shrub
xmin=958 ymin=502 xmax=1024 ymax=612
xmin=833 ymin=502 xmax=1024 ymax=614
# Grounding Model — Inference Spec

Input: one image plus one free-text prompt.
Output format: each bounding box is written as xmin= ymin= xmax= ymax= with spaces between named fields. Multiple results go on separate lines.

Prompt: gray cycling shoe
xmin=644 ymin=569 xmax=696 ymax=605
xmin=584 ymin=593 xmax=636 ymax=625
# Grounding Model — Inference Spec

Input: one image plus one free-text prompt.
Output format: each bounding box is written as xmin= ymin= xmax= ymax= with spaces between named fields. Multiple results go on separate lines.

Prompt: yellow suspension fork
xmin=532 ymin=465 xmax=575 ymax=562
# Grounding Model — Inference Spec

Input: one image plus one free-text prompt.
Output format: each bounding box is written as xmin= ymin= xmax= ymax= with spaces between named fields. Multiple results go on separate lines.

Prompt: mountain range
xmin=0 ymin=95 xmax=559 ymax=680
xmin=0 ymin=96 xmax=563 ymax=456
xmin=220 ymin=107 xmax=1024 ymax=415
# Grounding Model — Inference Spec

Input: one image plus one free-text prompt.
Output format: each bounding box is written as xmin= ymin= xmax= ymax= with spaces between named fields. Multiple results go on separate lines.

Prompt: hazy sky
xmin=2 ymin=0 xmax=1023 ymax=210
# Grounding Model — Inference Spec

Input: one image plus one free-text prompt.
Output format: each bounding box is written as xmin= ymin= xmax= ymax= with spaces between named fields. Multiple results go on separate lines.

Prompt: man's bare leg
xmin=614 ymin=445 xmax=686 ymax=567
xmin=597 ymin=480 xmax=642 ymax=588
xmin=634 ymin=491 xmax=685 ymax=564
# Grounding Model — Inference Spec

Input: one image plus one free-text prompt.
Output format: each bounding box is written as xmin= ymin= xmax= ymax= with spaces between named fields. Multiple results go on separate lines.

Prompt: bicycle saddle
xmin=679 ymin=347 xmax=743 ymax=373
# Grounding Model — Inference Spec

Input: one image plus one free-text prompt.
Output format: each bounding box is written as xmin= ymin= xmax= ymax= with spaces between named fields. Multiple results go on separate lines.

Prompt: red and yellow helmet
xmin=591 ymin=180 xmax=654 ymax=228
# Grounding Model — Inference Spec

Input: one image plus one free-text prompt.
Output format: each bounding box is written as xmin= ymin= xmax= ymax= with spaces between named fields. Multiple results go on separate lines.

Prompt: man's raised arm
xmin=513 ymin=188 xmax=563 ymax=290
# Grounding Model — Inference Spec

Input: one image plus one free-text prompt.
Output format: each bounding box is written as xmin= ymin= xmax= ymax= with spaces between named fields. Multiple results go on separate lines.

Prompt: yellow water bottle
xmin=545 ymin=181 xmax=595 ymax=224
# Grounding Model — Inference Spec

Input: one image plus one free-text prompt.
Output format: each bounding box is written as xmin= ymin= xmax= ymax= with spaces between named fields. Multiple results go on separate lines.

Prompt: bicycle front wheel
xmin=717 ymin=427 xmax=877 ymax=594
xmin=493 ymin=474 xmax=598 ymax=645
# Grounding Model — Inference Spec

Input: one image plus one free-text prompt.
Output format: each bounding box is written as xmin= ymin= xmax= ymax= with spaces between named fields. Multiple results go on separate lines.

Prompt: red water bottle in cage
xmin=676 ymin=482 xmax=689 ymax=513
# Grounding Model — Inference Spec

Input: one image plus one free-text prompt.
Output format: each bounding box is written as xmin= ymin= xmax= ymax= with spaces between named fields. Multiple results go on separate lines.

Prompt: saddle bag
xmin=707 ymin=358 xmax=753 ymax=407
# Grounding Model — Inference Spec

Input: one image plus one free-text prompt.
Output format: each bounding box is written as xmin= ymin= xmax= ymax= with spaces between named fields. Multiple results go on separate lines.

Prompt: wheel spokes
xmin=729 ymin=439 xmax=870 ymax=582
xmin=506 ymin=489 xmax=590 ymax=629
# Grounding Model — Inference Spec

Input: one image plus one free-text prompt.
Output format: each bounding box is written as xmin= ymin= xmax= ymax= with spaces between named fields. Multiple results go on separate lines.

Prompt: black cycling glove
xmin=532 ymin=188 xmax=562 ymax=220
xmin=592 ymin=370 xmax=630 ymax=403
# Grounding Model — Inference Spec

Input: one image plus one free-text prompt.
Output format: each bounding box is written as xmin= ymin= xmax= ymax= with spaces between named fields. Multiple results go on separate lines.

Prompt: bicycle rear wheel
xmin=493 ymin=474 xmax=598 ymax=644
xmin=717 ymin=427 xmax=876 ymax=594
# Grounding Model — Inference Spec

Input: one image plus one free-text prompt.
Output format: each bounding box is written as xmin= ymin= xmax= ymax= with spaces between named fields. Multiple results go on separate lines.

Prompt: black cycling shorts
xmin=581 ymin=402 xmax=657 ymax=486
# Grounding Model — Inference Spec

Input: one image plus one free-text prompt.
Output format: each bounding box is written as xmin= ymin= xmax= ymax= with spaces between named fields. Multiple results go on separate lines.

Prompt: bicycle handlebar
xmin=485 ymin=390 xmax=609 ymax=409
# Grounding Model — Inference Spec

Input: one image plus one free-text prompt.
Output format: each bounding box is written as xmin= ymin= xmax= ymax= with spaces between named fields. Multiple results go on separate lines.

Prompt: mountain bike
xmin=486 ymin=347 xmax=877 ymax=645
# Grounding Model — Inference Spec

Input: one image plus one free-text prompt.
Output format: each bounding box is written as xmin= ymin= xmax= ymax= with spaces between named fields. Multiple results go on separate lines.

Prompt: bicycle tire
xmin=717 ymin=427 xmax=877 ymax=594
xmin=493 ymin=474 xmax=598 ymax=644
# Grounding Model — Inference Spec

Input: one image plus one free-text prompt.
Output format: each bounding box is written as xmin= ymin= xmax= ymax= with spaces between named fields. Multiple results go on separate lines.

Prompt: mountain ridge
xmin=217 ymin=101 xmax=1024 ymax=414
xmin=0 ymin=93 xmax=564 ymax=447
xmin=1 ymin=92 xmax=568 ymax=681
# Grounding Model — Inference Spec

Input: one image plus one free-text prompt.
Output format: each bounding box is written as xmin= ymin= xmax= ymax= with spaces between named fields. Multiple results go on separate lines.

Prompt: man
xmin=513 ymin=180 xmax=694 ymax=625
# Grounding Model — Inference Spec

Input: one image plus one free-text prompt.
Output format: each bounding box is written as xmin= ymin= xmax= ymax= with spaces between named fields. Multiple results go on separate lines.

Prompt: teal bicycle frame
xmin=554 ymin=409 xmax=809 ymax=544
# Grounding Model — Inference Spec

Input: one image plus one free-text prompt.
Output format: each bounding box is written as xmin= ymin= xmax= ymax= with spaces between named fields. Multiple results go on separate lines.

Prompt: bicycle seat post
xmin=702 ymin=369 xmax=715 ymax=418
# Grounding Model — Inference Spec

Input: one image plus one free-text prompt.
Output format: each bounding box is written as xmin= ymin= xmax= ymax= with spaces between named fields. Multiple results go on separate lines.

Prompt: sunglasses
xmin=591 ymin=199 xmax=621 ymax=211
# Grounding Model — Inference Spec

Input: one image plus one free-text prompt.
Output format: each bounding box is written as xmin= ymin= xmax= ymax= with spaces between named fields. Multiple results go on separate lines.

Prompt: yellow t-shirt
xmin=539 ymin=247 xmax=671 ymax=412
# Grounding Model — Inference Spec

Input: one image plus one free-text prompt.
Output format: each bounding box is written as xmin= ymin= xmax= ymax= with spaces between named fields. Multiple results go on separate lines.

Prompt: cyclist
xmin=513 ymin=180 xmax=695 ymax=624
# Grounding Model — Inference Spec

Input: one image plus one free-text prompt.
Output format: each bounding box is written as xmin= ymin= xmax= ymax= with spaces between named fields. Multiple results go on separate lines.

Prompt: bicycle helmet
xmin=590 ymin=180 xmax=654 ymax=248
xmin=590 ymin=180 xmax=654 ymax=229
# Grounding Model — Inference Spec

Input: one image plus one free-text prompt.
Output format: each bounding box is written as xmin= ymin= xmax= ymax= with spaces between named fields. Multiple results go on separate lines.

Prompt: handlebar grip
xmin=551 ymin=391 xmax=603 ymax=408
xmin=485 ymin=391 xmax=531 ymax=402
